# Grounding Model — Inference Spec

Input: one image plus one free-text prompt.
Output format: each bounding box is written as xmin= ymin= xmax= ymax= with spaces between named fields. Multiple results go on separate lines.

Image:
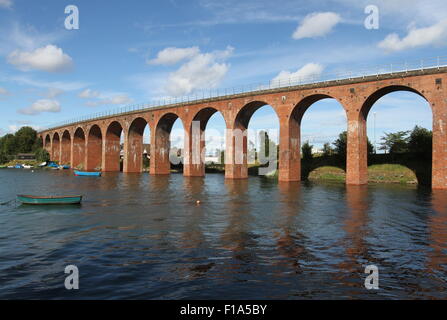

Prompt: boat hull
xmin=74 ymin=170 xmax=101 ymax=177
xmin=17 ymin=195 xmax=82 ymax=205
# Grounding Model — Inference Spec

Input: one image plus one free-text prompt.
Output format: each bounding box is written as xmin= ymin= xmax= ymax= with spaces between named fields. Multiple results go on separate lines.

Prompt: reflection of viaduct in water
xmin=39 ymin=68 xmax=447 ymax=189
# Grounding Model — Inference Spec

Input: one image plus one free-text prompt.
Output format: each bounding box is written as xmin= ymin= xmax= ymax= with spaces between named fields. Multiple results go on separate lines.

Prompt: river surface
xmin=0 ymin=169 xmax=446 ymax=299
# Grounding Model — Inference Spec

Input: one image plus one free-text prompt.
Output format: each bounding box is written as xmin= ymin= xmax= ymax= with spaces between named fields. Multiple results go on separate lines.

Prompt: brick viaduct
xmin=38 ymin=68 xmax=447 ymax=189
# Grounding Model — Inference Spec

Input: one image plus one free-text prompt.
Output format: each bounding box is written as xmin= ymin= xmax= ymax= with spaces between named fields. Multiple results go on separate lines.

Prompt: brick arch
xmin=61 ymin=130 xmax=71 ymax=165
xmin=51 ymin=132 xmax=60 ymax=162
xmin=73 ymin=127 xmax=86 ymax=169
xmin=150 ymin=112 xmax=184 ymax=175
xmin=279 ymin=94 xmax=347 ymax=182
xmin=346 ymin=85 xmax=433 ymax=186
xmin=290 ymin=94 xmax=347 ymax=125
xmin=44 ymin=134 xmax=51 ymax=153
xmin=233 ymin=100 xmax=279 ymax=129
xmin=86 ymin=124 xmax=103 ymax=171
xmin=360 ymin=85 xmax=428 ymax=120
xmin=225 ymin=100 xmax=280 ymax=179
xmin=104 ymin=121 xmax=125 ymax=172
xmin=124 ymin=117 xmax=149 ymax=173
xmin=183 ymin=107 xmax=228 ymax=177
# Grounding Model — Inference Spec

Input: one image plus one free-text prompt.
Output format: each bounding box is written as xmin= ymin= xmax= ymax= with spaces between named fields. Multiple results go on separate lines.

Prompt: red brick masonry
xmin=39 ymin=68 xmax=447 ymax=189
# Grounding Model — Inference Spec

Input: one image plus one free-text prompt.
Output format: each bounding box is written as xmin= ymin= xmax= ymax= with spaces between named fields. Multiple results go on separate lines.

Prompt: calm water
xmin=0 ymin=169 xmax=446 ymax=299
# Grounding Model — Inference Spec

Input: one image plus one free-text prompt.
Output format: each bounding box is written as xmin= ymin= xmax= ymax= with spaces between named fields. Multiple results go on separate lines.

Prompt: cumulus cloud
xmin=0 ymin=0 xmax=12 ymax=9
xmin=18 ymin=99 xmax=61 ymax=115
xmin=272 ymin=63 xmax=324 ymax=85
xmin=163 ymin=46 xmax=234 ymax=96
xmin=85 ymin=94 xmax=133 ymax=107
xmin=79 ymin=88 xmax=100 ymax=99
xmin=7 ymin=45 xmax=73 ymax=72
xmin=148 ymin=46 xmax=200 ymax=65
xmin=378 ymin=19 xmax=447 ymax=52
xmin=292 ymin=12 xmax=341 ymax=40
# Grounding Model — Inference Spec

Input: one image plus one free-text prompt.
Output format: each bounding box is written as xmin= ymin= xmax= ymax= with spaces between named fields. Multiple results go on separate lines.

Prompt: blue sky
xmin=0 ymin=0 xmax=445 ymax=151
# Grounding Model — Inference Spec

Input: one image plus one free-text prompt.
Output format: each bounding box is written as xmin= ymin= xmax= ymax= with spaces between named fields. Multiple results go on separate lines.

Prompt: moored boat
xmin=74 ymin=170 xmax=101 ymax=177
xmin=17 ymin=194 xmax=83 ymax=205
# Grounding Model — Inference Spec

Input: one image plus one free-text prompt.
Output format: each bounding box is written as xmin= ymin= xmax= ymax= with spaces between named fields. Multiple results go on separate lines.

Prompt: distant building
xmin=16 ymin=153 xmax=36 ymax=160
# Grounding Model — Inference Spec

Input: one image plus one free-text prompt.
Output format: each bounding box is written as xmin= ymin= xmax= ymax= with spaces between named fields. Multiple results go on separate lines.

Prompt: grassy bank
xmin=308 ymin=164 xmax=418 ymax=184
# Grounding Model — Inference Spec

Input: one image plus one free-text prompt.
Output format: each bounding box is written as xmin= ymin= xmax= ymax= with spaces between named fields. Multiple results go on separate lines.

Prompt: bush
xmin=35 ymin=148 xmax=50 ymax=162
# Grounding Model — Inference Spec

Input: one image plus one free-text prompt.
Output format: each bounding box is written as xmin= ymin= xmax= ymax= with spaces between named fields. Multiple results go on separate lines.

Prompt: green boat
xmin=17 ymin=195 xmax=83 ymax=205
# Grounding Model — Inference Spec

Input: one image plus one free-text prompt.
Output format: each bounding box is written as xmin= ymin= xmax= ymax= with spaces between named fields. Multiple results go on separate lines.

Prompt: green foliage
xmin=302 ymin=141 xmax=313 ymax=160
xmin=380 ymin=130 xmax=410 ymax=154
xmin=0 ymin=134 xmax=18 ymax=155
xmin=35 ymin=148 xmax=50 ymax=163
xmin=143 ymin=155 xmax=150 ymax=168
xmin=333 ymin=131 xmax=347 ymax=157
xmin=14 ymin=126 xmax=37 ymax=153
xmin=0 ymin=151 xmax=8 ymax=164
xmin=0 ymin=126 xmax=38 ymax=157
xmin=408 ymin=125 xmax=432 ymax=155
xmin=379 ymin=126 xmax=432 ymax=156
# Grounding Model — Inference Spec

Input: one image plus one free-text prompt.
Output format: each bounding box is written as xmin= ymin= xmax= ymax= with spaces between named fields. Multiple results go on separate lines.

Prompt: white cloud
xmin=6 ymin=74 xmax=88 ymax=91
xmin=44 ymin=87 xmax=64 ymax=98
xmin=79 ymin=88 xmax=100 ymax=99
xmin=7 ymin=123 xmax=43 ymax=134
xmin=85 ymin=94 xmax=133 ymax=107
xmin=272 ymin=63 xmax=324 ymax=85
xmin=292 ymin=12 xmax=341 ymax=40
xmin=0 ymin=87 xmax=9 ymax=95
xmin=164 ymin=46 xmax=234 ymax=96
xmin=0 ymin=0 xmax=12 ymax=9
xmin=148 ymin=46 xmax=200 ymax=65
xmin=7 ymin=45 xmax=73 ymax=72
xmin=378 ymin=19 xmax=447 ymax=52
xmin=18 ymin=99 xmax=61 ymax=115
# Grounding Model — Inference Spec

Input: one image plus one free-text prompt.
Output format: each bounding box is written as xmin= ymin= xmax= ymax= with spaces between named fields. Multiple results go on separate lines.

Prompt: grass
xmin=367 ymin=164 xmax=417 ymax=184
xmin=308 ymin=164 xmax=417 ymax=184
xmin=308 ymin=166 xmax=346 ymax=182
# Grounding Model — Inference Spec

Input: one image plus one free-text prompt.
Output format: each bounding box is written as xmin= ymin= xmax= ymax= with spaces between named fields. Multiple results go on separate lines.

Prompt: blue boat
xmin=14 ymin=164 xmax=23 ymax=169
xmin=17 ymin=194 xmax=82 ymax=205
xmin=47 ymin=162 xmax=59 ymax=168
xmin=74 ymin=170 xmax=102 ymax=177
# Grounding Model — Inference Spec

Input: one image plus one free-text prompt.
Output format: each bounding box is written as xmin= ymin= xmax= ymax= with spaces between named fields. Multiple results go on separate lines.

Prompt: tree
xmin=0 ymin=134 xmax=17 ymax=155
xmin=302 ymin=141 xmax=313 ymax=160
xmin=380 ymin=131 xmax=410 ymax=154
xmin=333 ymin=131 xmax=347 ymax=157
xmin=408 ymin=125 xmax=432 ymax=155
xmin=14 ymin=126 xmax=37 ymax=153
xmin=0 ymin=151 xmax=8 ymax=164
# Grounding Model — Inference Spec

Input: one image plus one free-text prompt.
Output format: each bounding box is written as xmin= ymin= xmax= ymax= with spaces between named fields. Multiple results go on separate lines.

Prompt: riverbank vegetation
xmin=0 ymin=127 xmax=49 ymax=165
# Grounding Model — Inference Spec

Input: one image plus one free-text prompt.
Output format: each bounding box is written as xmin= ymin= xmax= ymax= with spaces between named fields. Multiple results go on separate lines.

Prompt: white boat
xmin=38 ymin=162 xmax=47 ymax=167
xmin=23 ymin=165 xmax=33 ymax=169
